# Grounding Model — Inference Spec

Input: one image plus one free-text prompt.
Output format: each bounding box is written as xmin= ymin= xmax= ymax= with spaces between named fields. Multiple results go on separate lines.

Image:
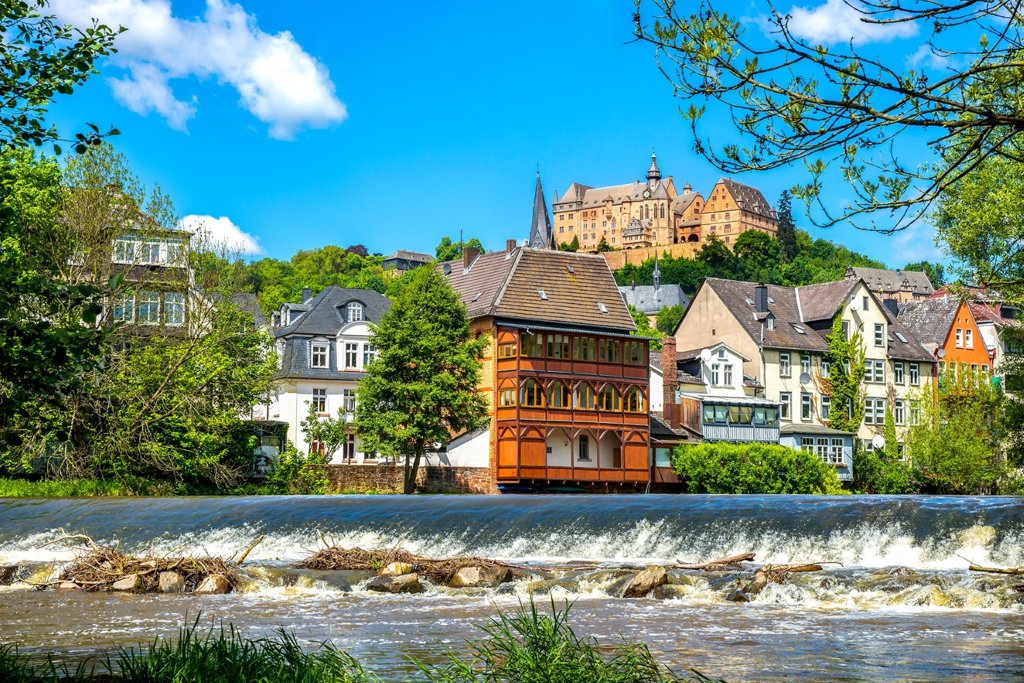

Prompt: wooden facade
xmin=491 ymin=325 xmax=650 ymax=486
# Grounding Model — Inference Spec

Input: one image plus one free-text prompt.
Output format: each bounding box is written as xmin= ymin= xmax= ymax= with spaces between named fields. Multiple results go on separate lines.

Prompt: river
xmin=1 ymin=495 xmax=1022 ymax=681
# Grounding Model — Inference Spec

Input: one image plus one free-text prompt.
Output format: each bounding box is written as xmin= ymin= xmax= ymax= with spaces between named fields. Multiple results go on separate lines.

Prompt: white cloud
xmin=180 ymin=214 xmax=262 ymax=255
xmin=51 ymin=0 xmax=347 ymax=139
xmin=787 ymin=0 xmax=918 ymax=45
xmin=891 ymin=221 xmax=943 ymax=264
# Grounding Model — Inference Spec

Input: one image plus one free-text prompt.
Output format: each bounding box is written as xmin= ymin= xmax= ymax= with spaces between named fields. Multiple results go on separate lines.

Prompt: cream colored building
xmin=673 ymin=277 xmax=937 ymax=449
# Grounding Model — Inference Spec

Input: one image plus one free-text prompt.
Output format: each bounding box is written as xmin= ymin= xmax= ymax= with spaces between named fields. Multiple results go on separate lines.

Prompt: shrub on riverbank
xmin=0 ymin=477 xmax=178 ymax=497
xmin=672 ymin=443 xmax=845 ymax=495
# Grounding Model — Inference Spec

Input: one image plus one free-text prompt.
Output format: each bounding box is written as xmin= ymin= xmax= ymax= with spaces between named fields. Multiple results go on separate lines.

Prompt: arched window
xmin=520 ymin=379 xmax=545 ymax=407
xmin=661 ymin=203 xmax=666 ymax=219
xmin=547 ymin=381 xmax=570 ymax=409
xmin=574 ymin=383 xmax=596 ymax=410
xmin=624 ymin=387 xmax=646 ymax=413
xmin=347 ymin=302 xmax=363 ymax=322
xmin=599 ymin=386 xmax=621 ymax=411
xmin=498 ymin=381 xmax=517 ymax=407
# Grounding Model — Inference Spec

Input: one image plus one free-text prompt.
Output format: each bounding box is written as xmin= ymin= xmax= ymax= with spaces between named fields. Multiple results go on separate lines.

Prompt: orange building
xmin=897 ymin=296 xmax=992 ymax=380
xmin=440 ymin=242 xmax=651 ymax=491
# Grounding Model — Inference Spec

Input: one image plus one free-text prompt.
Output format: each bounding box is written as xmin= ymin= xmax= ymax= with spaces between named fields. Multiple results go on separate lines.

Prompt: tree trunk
xmin=404 ymin=450 xmax=423 ymax=494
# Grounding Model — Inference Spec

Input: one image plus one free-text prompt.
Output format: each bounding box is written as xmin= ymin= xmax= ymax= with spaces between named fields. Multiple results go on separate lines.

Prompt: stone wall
xmin=601 ymin=243 xmax=700 ymax=271
xmin=325 ymin=464 xmax=497 ymax=494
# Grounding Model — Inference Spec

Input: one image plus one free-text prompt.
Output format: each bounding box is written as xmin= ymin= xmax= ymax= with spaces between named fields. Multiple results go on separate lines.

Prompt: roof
xmin=650 ymin=412 xmax=700 ymax=441
xmin=676 ymin=342 xmax=750 ymax=363
xmin=440 ymin=247 xmax=635 ymax=332
xmin=556 ymin=179 xmax=675 ymax=210
xmin=618 ymin=284 xmax=689 ymax=314
xmin=780 ymin=423 xmax=856 ymax=437
xmin=274 ymin=285 xmax=391 ymax=338
xmin=797 ymin=280 xmax=859 ymax=322
xmin=384 ymin=250 xmax=433 ymax=263
xmin=896 ymin=297 xmax=961 ymax=347
xmin=529 ymin=175 xmax=554 ymax=249
xmin=671 ymin=190 xmax=701 ymax=215
xmin=847 ymin=266 xmax=934 ymax=296
xmin=718 ymin=178 xmax=776 ymax=220
xmin=679 ymin=392 xmax=780 ymax=406
xmin=231 ymin=293 xmax=268 ymax=329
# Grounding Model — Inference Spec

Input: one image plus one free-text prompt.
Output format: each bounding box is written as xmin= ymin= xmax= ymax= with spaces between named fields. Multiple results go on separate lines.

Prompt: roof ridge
xmin=491 ymin=247 xmax=525 ymax=313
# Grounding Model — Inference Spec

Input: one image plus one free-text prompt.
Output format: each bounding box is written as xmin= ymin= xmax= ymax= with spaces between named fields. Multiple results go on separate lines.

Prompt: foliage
xmin=903 ymin=261 xmax=945 ymax=289
xmin=435 ymin=236 xmax=485 ymax=262
xmin=301 ymin=402 xmax=350 ymax=462
xmin=776 ymin=190 xmax=796 ymax=262
xmin=852 ymin=412 xmax=917 ymax=495
xmin=0 ymin=476 xmax=177 ymax=497
xmin=628 ymin=304 xmax=661 ymax=351
xmin=633 ymin=1 xmax=1024 ymax=230
xmin=655 ymin=304 xmax=685 ymax=336
xmin=263 ymin=445 xmax=330 ymax=495
xmin=819 ymin=317 xmax=866 ymax=433
xmin=1003 ymin=327 xmax=1024 ymax=468
xmin=557 ymin=235 xmax=580 ymax=252
xmin=906 ymin=369 xmax=1006 ymax=494
xmin=671 ymin=443 xmax=845 ymax=495
xmin=0 ymin=1 xmax=121 ymax=151
xmin=596 ymin=236 xmax=612 ymax=252
xmin=421 ymin=600 xmax=710 ymax=683
xmin=355 ymin=266 xmax=489 ymax=493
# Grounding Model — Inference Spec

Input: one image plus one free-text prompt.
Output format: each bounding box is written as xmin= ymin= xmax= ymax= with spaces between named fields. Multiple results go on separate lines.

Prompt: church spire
xmin=647 ymin=150 xmax=662 ymax=185
xmin=653 ymin=249 xmax=661 ymax=290
xmin=529 ymin=172 xmax=554 ymax=249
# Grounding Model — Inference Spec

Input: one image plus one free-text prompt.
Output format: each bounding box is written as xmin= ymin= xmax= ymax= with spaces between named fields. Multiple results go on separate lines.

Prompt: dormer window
xmin=348 ymin=302 xmax=364 ymax=322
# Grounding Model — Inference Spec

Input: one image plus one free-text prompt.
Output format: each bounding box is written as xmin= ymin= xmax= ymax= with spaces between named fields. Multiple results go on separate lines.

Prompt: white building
xmin=267 ymin=286 xmax=390 ymax=462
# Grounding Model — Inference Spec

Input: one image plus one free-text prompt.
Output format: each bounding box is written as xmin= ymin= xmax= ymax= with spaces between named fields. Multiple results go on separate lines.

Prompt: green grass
xmin=0 ymin=477 xmax=177 ymax=497
xmin=0 ymin=603 xmax=720 ymax=682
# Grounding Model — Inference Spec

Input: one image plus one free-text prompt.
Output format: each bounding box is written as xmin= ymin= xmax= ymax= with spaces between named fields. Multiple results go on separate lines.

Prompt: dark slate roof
xmin=896 ymin=297 xmax=959 ymax=347
xmin=384 ymin=250 xmax=433 ymax=263
xmin=618 ymin=284 xmax=689 ymax=314
xmin=650 ymin=412 xmax=700 ymax=441
xmin=720 ymin=178 xmax=776 ymax=220
xmin=671 ymin=191 xmax=701 ymax=215
xmin=847 ymin=266 xmax=934 ymax=296
xmin=797 ymin=280 xmax=859 ymax=322
xmin=529 ymin=175 xmax=554 ymax=249
xmin=274 ymin=286 xmax=391 ymax=338
xmin=231 ymin=293 xmax=268 ymax=329
xmin=441 ymin=247 xmax=635 ymax=332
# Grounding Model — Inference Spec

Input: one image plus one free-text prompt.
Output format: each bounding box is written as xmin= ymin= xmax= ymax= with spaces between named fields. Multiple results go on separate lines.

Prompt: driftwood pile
xmin=294 ymin=546 xmax=521 ymax=585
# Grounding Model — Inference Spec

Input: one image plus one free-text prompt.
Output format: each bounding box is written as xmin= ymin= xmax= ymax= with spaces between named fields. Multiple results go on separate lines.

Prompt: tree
xmin=1 ymin=1 xmax=122 ymax=151
xmin=732 ymin=229 xmax=781 ymax=282
xmin=346 ymin=244 xmax=369 ymax=257
xmin=435 ymin=236 xmax=485 ymax=262
xmin=818 ymin=317 xmax=866 ymax=433
xmin=300 ymin=402 xmax=350 ymax=467
xmin=672 ymin=442 xmax=844 ymax=494
xmin=902 ymin=261 xmax=946 ymax=289
xmin=633 ymin=1 xmax=1024 ymax=230
xmin=695 ymin=234 xmax=738 ymax=278
xmin=776 ymin=191 xmax=797 ymax=262
xmin=628 ymin=304 xmax=661 ymax=351
xmin=596 ymin=236 xmax=612 ymax=252
xmin=355 ymin=266 xmax=489 ymax=493
xmin=557 ymin=235 xmax=580 ymax=252
xmin=656 ymin=304 xmax=685 ymax=336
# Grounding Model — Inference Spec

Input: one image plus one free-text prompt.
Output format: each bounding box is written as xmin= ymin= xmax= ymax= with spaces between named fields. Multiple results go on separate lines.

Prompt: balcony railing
xmin=702 ymin=423 xmax=780 ymax=443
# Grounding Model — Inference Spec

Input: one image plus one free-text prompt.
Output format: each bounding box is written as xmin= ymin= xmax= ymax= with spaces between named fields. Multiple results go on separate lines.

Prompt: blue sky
xmin=46 ymin=0 xmax=945 ymax=266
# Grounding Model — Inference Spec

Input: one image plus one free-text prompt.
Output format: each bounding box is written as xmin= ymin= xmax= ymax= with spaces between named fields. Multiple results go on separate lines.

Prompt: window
xmin=599 ymin=338 xmax=621 ymax=363
xmin=547 ymin=382 xmax=570 ymax=409
xmin=866 ymin=359 xmax=885 ymax=383
xmin=821 ymin=360 xmax=830 ymax=378
xmin=874 ymin=323 xmax=885 ymax=347
xmin=909 ymin=363 xmax=920 ymax=385
xmin=573 ymin=337 xmax=596 ymax=361
xmin=965 ymin=329 xmax=974 ymax=349
xmin=821 ymin=396 xmax=831 ymax=419
xmin=498 ymin=386 xmax=516 ymax=407
xmin=113 ymin=294 xmax=135 ymax=323
xmin=723 ymin=364 xmax=734 ymax=386
xmin=624 ymin=341 xmax=644 ymax=365
xmin=709 ymin=363 xmax=721 ymax=386
xmin=276 ymin=340 xmax=286 ymax=368
xmin=955 ymin=328 xmax=963 ymax=348
xmin=311 ymin=342 xmax=329 ymax=368
xmin=113 ymin=236 xmax=136 ymax=263
xmin=862 ymin=296 xmax=869 ymax=310
xmin=894 ymin=362 xmax=905 ymax=385
xmin=141 ymin=240 xmax=161 ymax=264
xmin=574 ymin=383 xmax=596 ymax=410
xmin=362 ymin=344 xmax=377 ymax=367
xmin=546 ymin=334 xmax=570 ymax=359
xmin=498 ymin=341 xmax=517 ymax=358
xmin=523 ymin=334 xmax=545 ymax=358
xmin=344 ymin=342 xmax=358 ymax=368
xmin=624 ymin=387 xmax=645 ymax=413
xmin=598 ymin=386 xmax=621 ymax=411
xmin=894 ymin=400 xmax=906 ymax=426
xmin=779 ymin=392 xmax=792 ymax=420
xmin=841 ymin=321 xmax=850 ymax=340
xmin=801 ymin=393 xmax=813 ymax=421
xmin=520 ymin=379 xmax=544 ymax=407
xmin=165 ymin=292 xmax=185 ymax=326
xmin=342 ymin=433 xmax=356 ymax=462
xmin=312 ymin=388 xmax=327 ymax=413
xmin=138 ymin=291 xmax=160 ymax=324
xmin=703 ymin=404 xmax=728 ymax=424
xmin=864 ymin=397 xmax=886 ymax=425
xmin=910 ymin=402 xmax=922 ymax=425
xmin=166 ymin=240 xmax=185 ymax=265
xmin=578 ymin=435 xmax=591 ymax=461
xmin=753 ymin=406 xmax=779 ymax=425
xmin=347 ymin=302 xmax=363 ymax=322
xmin=342 ymin=389 xmax=356 ymax=413
xmin=779 ymin=352 xmax=791 ymax=377
xmin=800 ymin=356 xmax=811 ymax=377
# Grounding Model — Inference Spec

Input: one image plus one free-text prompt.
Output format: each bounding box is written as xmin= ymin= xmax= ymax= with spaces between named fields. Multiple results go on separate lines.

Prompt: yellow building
xmin=553 ymin=154 xmax=777 ymax=253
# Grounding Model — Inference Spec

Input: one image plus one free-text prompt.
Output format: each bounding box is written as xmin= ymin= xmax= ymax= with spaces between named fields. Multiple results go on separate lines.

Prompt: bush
xmin=263 ymin=445 xmax=331 ymax=495
xmin=0 ymin=477 xmax=176 ymax=497
xmin=851 ymin=449 xmax=917 ymax=494
xmin=671 ymin=443 xmax=845 ymax=494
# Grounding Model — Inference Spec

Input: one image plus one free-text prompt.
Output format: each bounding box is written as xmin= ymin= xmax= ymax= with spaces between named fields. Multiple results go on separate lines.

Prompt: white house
xmin=267 ymin=286 xmax=390 ymax=462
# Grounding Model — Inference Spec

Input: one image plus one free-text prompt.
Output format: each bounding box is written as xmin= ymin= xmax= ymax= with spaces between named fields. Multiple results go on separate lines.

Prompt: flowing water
xmin=1 ymin=495 xmax=1023 ymax=681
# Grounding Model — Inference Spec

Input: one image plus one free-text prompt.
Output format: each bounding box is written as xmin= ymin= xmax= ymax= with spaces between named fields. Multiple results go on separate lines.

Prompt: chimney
xmin=883 ymin=298 xmax=900 ymax=317
xmin=301 ymin=287 xmax=312 ymax=303
xmin=506 ymin=238 xmax=517 ymax=253
xmin=463 ymin=246 xmax=480 ymax=269
xmin=661 ymin=336 xmax=679 ymax=429
xmin=755 ymin=283 xmax=768 ymax=313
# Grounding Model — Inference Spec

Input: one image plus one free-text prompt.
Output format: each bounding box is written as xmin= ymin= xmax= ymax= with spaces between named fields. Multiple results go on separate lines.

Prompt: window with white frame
xmin=894 ymin=361 xmax=905 ymax=384
xmin=164 ymin=292 xmax=185 ymax=326
xmin=312 ymin=388 xmax=327 ymax=413
xmin=841 ymin=320 xmax=850 ymax=340
xmin=821 ymin=396 xmax=831 ymax=419
xmin=864 ymin=397 xmax=886 ymax=425
xmin=723 ymin=364 xmax=733 ymax=386
xmin=821 ymin=360 xmax=830 ymax=378
xmin=342 ymin=433 xmax=356 ymax=461
xmin=347 ymin=302 xmax=363 ymax=322
xmin=113 ymin=294 xmax=135 ymax=323
xmin=800 ymin=356 xmax=811 ymax=376
xmin=709 ymin=363 xmax=720 ymax=386
xmin=955 ymin=328 xmax=963 ymax=348
xmin=865 ymin=359 xmax=885 ymax=383
xmin=276 ymin=340 xmax=286 ymax=368
xmin=342 ymin=388 xmax=356 ymax=413
xmin=894 ymin=400 xmax=906 ymax=425
xmin=578 ymin=435 xmax=591 ymax=461
xmin=113 ymin=237 xmax=137 ymax=263
xmin=874 ymin=323 xmax=885 ymax=347
xmin=310 ymin=342 xmax=329 ymax=368
xmin=909 ymin=363 xmax=920 ymax=385
xmin=779 ymin=392 xmax=792 ymax=420
xmin=362 ymin=343 xmax=376 ymax=367
xmin=138 ymin=291 xmax=160 ymax=324
xmin=165 ymin=240 xmax=186 ymax=265
xmin=910 ymin=402 xmax=922 ymax=425
xmin=140 ymin=239 xmax=161 ymax=264
xmin=800 ymin=393 xmax=813 ymax=421
xmin=965 ymin=329 xmax=974 ymax=349
xmin=344 ymin=342 xmax=358 ymax=368
xmin=779 ymin=352 xmax=791 ymax=377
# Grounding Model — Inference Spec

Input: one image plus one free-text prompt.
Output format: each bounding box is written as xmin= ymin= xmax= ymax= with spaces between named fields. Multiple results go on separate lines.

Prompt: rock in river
xmin=0 ymin=566 xmax=19 ymax=586
xmin=112 ymin=574 xmax=141 ymax=591
xmin=381 ymin=562 xmax=415 ymax=577
xmin=449 ymin=565 xmax=510 ymax=588
xmin=159 ymin=571 xmax=185 ymax=593
xmin=195 ymin=574 xmax=232 ymax=595
xmin=621 ymin=566 xmax=667 ymax=598
xmin=367 ymin=572 xmax=424 ymax=594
